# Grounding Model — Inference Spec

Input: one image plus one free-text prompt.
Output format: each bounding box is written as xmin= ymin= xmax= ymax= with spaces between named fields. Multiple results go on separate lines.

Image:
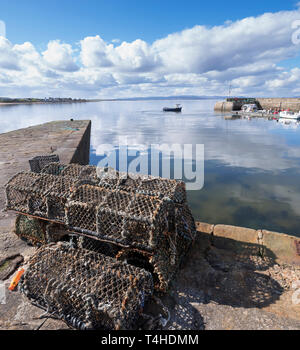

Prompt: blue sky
xmin=2 ymin=0 xmax=298 ymax=46
xmin=1 ymin=0 xmax=300 ymax=98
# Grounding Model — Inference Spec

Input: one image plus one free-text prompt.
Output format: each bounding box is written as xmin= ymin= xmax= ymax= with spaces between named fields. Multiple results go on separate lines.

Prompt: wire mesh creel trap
xmin=41 ymin=162 xmax=187 ymax=204
xmin=20 ymin=242 xmax=154 ymax=330
xmin=5 ymin=163 xmax=196 ymax=293
xmin=29 ymin=155 xmax=60 ymax=174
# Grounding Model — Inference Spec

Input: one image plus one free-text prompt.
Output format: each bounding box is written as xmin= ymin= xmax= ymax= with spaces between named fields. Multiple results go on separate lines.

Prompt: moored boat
xmin=163 ymin=104 xmax=182 ymax=112
xmin=279 ymin=110 xmax=300 ymax=120
xmin=241 ymin=104 xmax=259 ymax=113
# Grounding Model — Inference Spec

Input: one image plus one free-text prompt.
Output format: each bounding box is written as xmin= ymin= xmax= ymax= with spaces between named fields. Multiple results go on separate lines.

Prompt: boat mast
xmin=228 ymin=83 xmax=232 ymax=98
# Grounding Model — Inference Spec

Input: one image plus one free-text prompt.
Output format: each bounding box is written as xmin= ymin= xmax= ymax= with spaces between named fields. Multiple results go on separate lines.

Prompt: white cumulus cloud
xmin=43 ymin=40 xmax=79 ymax=72
xmin=1 ymin=7 xmax=300 ymax=98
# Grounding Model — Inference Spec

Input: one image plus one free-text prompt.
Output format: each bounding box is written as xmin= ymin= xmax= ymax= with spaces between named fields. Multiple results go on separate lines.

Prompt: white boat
xmin=279 ymin=110 xmax=300 ymax=120
xmin=241 ymin=104 xmax=258 ymax=113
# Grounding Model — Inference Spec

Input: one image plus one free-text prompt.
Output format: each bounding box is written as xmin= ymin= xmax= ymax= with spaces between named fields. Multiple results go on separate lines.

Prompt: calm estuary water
xmin=1 ymin=99 xmax=300 ymax=237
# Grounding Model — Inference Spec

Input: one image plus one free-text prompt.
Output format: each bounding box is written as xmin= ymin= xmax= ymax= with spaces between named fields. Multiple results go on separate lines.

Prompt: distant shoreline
xmin=0 ymin=101 xmax=89 ymax=106
xmin=0 ymin=96 xmax=226 ymax=106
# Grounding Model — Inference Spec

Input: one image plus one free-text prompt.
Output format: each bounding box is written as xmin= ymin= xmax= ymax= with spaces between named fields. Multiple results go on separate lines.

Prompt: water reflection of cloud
xmin=1 ymin=100 xmax=300 ymax=173
xmin=90 ymin=112 xmax=300 ymax=172
xmin=274 ymin=185 xmax=300 ymax=216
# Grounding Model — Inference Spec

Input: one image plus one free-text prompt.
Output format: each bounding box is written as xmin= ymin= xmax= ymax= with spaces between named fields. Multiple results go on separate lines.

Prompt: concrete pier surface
xmin=0 ymin=120 xmax=300 ymax=330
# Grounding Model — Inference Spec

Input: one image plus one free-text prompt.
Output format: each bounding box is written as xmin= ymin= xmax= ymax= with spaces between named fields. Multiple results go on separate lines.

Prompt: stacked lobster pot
xmin=20 ymin=242 xmax=153 ymax=330
xmin=5 ymin=161 xmax=196 ymax=330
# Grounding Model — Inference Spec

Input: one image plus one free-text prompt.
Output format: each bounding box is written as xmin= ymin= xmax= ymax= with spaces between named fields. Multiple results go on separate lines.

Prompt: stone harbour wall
xmin=257 ymin=98 xmax=300 ymax=112
xmin=214 ymin=98 xmax=300 ymax=112
xmin=196 ymin=222 xmax=300 ymax=266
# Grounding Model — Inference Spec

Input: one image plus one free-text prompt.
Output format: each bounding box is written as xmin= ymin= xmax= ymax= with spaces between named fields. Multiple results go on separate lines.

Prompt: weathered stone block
xmin=196 ymin=222 xmax=214 ymax=234
xmin=212 ymin=225 xmax=261 ymax=257
xmin=262 ymin=230 xmax=300 ymax=265
xmin=213 ymin=225 xmax=258 ymax=244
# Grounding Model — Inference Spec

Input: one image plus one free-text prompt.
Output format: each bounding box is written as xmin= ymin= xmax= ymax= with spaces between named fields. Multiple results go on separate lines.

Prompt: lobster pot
xmin=66 ymin=185 xmax=172 ymax=251
xmin=29 ymin=155 xmax=60 ymax=173
xmin=5 ymin=172 xmax=76 ymax=221
xmin=49 ymin=163 xmax=187 ymax=204
xmin=45 ymin=176 xmax=76 ymax=221
xmin=41 ymin=163 xmax=66 ymax=176
xmin=60 ymin=164 xmax=98 ymax=184
xmin=5 ymin=172 xmax=41 ymax=213
xmin=176 ymin=204 xmax=196 ymax=243
xmin=98 ymin=168 xmax=125 ymax=191
xmin=113 ymin=193 xmax=173 ymax=251
xmin=66 ymin=185 xmax=108 ymax=233
xmin=5 ymin=172 xmax=60 ymax=217
xmin=20 ymin=243 xmax=153 ymax=330
xmin=60 ymin=163 xmax=83 ymax=178
xmin=42 ymin=163 xmax=99 ymax=187
xmin=154 ymin=204 xmax=196 ymax=289
xmin=45 ymin=223 xmax=69 ymax=244
xmin=6 ymin=166 xmax=196 ymax=292
xmin=76 ymin=235 xmax=121 ymax=259
xmin=79 ymin=165 xmax=98 ymax=182
xmin=15 ymin=215 xmax=47 ymax=246
xmin=96 ymin=191 xmax=138 ymax=245
xmin=6 ymin=172 xmax=53 ymax=217
xmin=116 ymin=205 xmax=196 ymax=291
xmin=136 ymin=178 xmax=187 ymax=204
xmin=98 ymin=171 xmax=187 ymax=204
xmin=155 ymin=204 xmax=196 ymax=290
xmin=15 ymin=215 xmax=69 ymax=247
xmin=27 ymin=174 xmax=62 ymax=218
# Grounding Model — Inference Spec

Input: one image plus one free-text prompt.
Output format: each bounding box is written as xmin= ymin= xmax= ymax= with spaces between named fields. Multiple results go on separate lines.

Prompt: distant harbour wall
xmin=257 ymin=98 xmax=300 ymax=111
xmin=214 ymin=101 xmax=236 ymax=112
xmin=214 ymin=98 xmax=300 ymax=112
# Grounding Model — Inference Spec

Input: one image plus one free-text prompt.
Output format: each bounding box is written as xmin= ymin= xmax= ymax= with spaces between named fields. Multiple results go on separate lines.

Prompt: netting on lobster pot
xmin=27 ymin=173 xmax=63 ymax=218
xmin=66 ymin=185 xmax=109 ymax=233
xmin=97 ymin=167 xmax=123 ymax=190
xmin=115 ymin=204 xmax=196 ymax=292
xmin=45 ymin=175 xmax=77 ymax=222
xmin=150 ymin=205 xmax=196 ymax=291
xmin=175 ymin=204 xmax=197 ymax=243
xmin=15 ymin=214 xmax=47 ymax=246
xmin=20 ymin=242 xmax=153 ymax=330
xmin=138 ymin=178 xmax=187 ymax=204
xmin=66 ymin=184 xmax=173 ymax=251
xmin=45 ymin=223 xmax=70 ymax=244
xmin=5 ymin=172 xmax=76 ymax=221
xmin=29 ymin=155 xmax=60 ymax=173
xmin=75 ymin=234 xmax=121 ymax=258
xmin=5 ymin=172 xmax=41 ymax=213
xmin=41 ymin=163 xmax=66 ymax=176
xmin=41 ymin=163 xmax=188 ymax=205
xmin=59 ymin=164 xmax=99 ymax=186
xmin=60 ymin=163 xmax=83 ymax=178
xmin=98 ymin=168 xmax=187 ymax=204
xmin=117 ymin=192 xmax=172 ymax=251
xmin=79 ymin=165 xmax=98 ymax=183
